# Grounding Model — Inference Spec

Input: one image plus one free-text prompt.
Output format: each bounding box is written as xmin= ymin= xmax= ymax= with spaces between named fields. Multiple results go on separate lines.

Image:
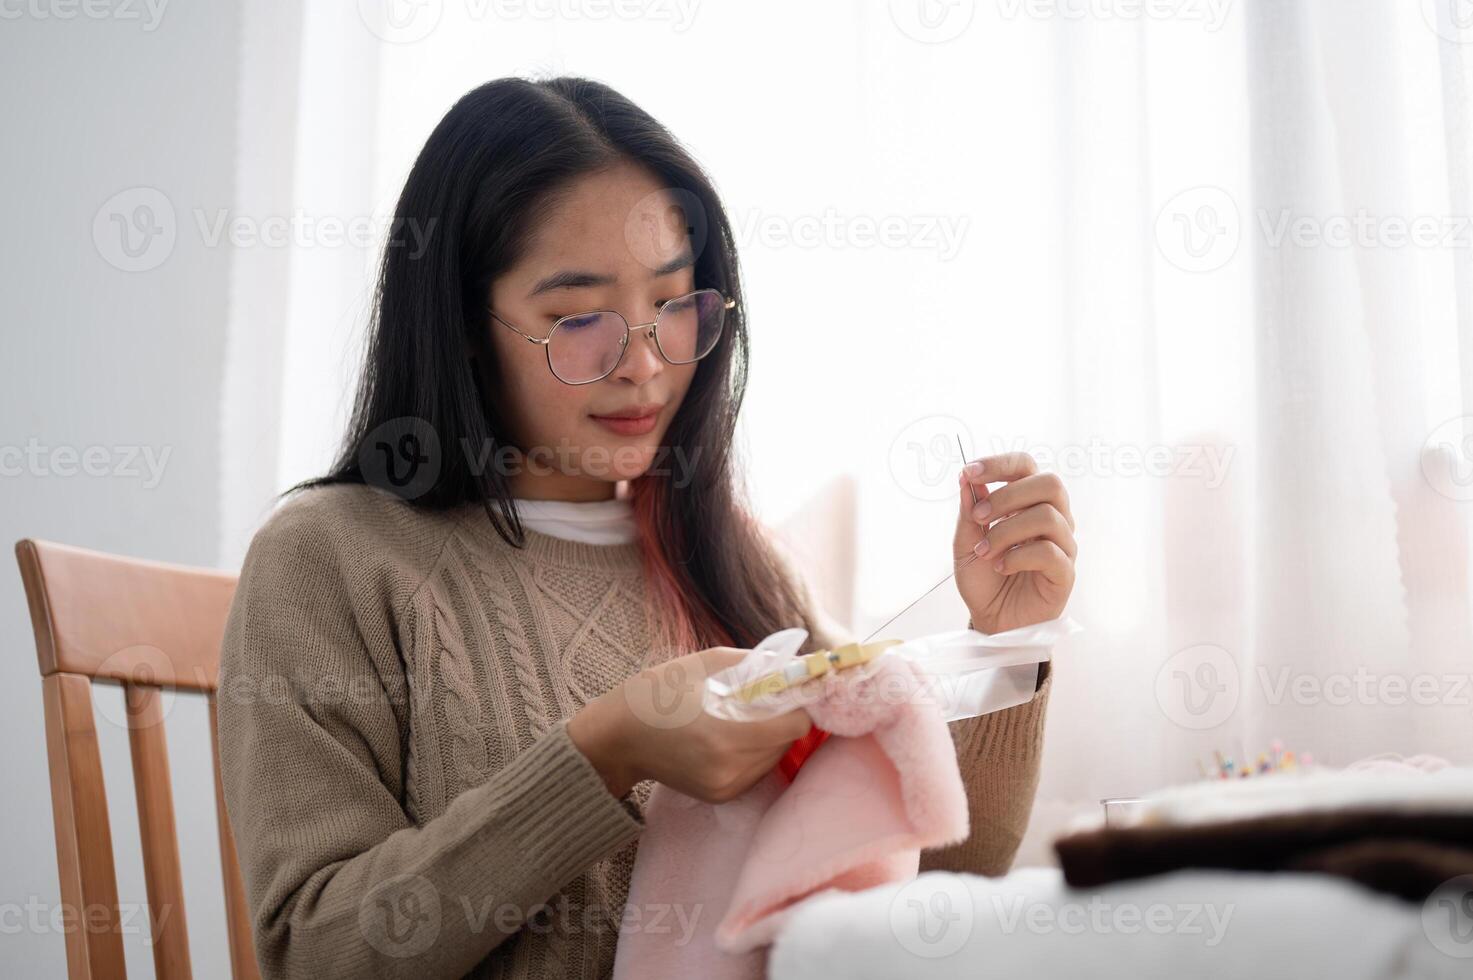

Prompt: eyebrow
xmin=525 ymin=250 xmax=695 ymax=299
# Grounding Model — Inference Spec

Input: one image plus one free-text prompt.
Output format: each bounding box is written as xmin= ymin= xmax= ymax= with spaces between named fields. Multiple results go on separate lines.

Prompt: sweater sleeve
xmin=917 ymin=661 xmax=1052 ymax=876
xmin=917 ymin=616 xmax=1052 ymax=876
xmin=216 ymin=501 xmax=643 ymax=980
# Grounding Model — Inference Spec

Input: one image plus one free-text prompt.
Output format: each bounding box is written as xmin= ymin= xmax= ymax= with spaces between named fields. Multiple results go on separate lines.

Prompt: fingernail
xmin=993 ymin=559 xmax=1005 ymax=572
xmin=964 ymin=461 xmax=985 ymax=478
xmin=974 ymin=538 xmax=989 ymax=557
xmin=972 ymin=500 xmax=991 ymax=521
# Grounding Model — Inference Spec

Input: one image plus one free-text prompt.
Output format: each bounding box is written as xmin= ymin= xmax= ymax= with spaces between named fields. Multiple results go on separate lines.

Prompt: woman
xmin=217 ymin=75 xmax=1077 ymax=980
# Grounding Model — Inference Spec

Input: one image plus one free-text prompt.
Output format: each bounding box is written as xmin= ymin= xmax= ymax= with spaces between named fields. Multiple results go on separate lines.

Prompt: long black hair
xmin=291 ymin=76 xmax=821 ymax=658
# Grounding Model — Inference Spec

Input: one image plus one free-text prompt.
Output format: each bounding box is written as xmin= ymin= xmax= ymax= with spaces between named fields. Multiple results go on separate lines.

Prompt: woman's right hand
xmin=567 ymin=647 xmax=813 ymax=804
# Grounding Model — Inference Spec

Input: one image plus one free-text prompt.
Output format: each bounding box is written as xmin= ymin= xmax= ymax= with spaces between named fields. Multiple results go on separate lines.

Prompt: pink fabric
xmin=611 ymin=653 xmax=970 ymax=979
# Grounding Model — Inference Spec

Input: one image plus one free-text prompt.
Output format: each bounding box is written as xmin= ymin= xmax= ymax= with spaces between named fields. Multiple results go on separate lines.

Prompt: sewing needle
xmin=862 ymin=434 xmax=981 ymax=643
xmin=960 ymin=432 xmax=979 ymax=508
xmin=862 ymin=570 xmax=960 ymax=642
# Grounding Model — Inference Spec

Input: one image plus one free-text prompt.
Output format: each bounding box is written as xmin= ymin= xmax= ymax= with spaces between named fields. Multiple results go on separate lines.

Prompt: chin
xmin=606 ymin=443 xmax=659 ymax=482
xmin=577 ymin=433 xmax=660 ymax=483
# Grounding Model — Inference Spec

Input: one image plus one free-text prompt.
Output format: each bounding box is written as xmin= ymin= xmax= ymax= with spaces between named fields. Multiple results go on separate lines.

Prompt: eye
xmin=559 ymin=313 xmax=603 ymax=331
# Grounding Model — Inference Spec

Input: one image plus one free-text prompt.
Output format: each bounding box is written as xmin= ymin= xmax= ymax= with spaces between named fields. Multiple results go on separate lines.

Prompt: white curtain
xmin=224 ymin=0 xmax=1473 ymax=866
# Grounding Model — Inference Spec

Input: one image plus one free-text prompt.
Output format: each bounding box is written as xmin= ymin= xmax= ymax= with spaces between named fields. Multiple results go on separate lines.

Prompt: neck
xmin=505 ymin=472 xmax=622 ymax=503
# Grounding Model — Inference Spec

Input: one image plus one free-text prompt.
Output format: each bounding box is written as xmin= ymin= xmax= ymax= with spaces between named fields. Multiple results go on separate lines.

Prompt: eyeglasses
xmin=488 ymin=288 xmax=736 ymax=385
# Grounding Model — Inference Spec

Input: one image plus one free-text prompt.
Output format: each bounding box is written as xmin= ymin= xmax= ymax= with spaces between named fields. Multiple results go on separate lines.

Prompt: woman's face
xmin=486 ymin=161 xmax=702 ymax=501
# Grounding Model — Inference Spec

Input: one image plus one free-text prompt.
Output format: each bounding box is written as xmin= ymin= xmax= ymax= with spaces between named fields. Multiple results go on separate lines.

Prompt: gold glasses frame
xmin=487 ymin=288 xmax=737 ymax=386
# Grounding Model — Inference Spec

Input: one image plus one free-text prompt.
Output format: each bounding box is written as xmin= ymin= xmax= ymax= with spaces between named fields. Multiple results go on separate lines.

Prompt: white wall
xmin=0 ymin=4 xmax=300 ymax=976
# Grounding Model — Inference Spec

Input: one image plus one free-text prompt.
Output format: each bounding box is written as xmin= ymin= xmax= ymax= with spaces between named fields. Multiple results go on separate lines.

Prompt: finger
xmin=974 ymin=503 xmax=1077 ymax=561
xmin=731 ymin=707 xmax=813 ymax=748
xmin=991 ymin=539 xmax=1075 ymax=588
xmin=961 ymin=452 xmax=1039 ymax=494
xmin=970 ymin=471 xmax=1074 ymax=531
xmin=957 ymin=467 xmax=993 ymax=527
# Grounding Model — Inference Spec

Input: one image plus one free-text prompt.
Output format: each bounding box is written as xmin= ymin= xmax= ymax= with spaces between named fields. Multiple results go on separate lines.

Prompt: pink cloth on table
xmin=610 ymin=651 xmax=970 ymax=979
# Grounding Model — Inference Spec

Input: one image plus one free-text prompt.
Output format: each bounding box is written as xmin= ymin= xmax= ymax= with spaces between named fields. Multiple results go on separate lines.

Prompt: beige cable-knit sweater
xmin=216 ymin=483 xmax=1053 ymax=980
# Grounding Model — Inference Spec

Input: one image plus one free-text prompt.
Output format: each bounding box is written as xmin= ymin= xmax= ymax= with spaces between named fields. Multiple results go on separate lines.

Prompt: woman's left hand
xmin=954 ymin=452 xmax=1077 ymax=634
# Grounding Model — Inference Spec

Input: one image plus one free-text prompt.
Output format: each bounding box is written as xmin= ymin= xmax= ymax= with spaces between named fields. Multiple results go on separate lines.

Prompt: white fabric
xmin=512 ymin=495 xmax=638 ymax=546
xmin=768 ymin=867 xmax=1454 ymax=980
xmin=705 ymin=617 xmax=1081 ymax=724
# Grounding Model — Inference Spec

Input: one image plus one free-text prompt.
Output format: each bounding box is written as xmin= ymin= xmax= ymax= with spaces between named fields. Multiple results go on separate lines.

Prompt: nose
xmin=608 ymin=319 xmax=663 ymax=385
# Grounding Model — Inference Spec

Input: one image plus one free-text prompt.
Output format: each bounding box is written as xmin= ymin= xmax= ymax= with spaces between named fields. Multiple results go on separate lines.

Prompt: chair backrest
xmin=15 ymin=538 xmax=260 ymax=980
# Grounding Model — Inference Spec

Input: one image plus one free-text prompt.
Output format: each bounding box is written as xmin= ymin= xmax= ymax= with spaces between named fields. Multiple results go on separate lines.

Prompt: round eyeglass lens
xmin=655 ymin=289 xmax=726 ymax=364
xmin=548 ymin=311 xmax=630 ymax=384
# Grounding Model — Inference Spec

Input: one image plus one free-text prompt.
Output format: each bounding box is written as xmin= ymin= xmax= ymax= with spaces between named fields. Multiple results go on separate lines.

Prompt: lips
xmin=590 ymin=403 xmax=664 ymax=420
xmin=589 ymin=403 xmax=663 ymax=437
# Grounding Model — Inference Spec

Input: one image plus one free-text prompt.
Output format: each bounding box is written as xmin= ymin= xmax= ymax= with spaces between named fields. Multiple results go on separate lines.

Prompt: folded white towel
xmin=768 ymin=867 xmax=1457 ymax=980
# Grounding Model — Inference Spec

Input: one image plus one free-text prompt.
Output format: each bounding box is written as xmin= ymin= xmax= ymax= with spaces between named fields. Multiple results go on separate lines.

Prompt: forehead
xmin=513 ymin=162 xmax=692 ymax=282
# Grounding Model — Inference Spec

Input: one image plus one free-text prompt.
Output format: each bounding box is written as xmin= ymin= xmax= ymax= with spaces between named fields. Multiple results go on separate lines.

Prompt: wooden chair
xmin=16 ymin=538 xmax=261 ymax=980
